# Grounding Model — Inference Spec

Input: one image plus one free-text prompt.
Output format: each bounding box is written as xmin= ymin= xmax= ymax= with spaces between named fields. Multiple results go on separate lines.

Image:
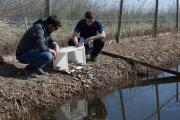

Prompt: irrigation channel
xmin=15 ymin=65 xmax=180 ymax=120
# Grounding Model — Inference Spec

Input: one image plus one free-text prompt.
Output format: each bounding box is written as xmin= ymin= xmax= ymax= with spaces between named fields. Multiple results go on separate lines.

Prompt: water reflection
xmin=40 ymin=99 xmax=87 ymax=120
xmin=83 ymin=97 xmax=108 ymax=120
xmin=36 ymin=76 xmax=180 ymax=120
xmin=143 ymin=65 xmax=180 ymax=80
xmin=39 ymin=97 xmax=108 ymax=120
xmin=100 ymin=76 xmax=180 ymax=120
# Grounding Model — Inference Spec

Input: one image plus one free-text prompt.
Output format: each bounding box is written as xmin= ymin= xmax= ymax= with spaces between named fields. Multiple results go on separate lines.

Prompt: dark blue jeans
xmin=16 ymin=45 xmax=54 ymax=70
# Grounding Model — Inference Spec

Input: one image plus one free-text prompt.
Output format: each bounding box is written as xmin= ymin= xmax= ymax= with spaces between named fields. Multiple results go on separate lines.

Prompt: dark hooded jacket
xmin=16 ymin=19 xmax=55 ymax=56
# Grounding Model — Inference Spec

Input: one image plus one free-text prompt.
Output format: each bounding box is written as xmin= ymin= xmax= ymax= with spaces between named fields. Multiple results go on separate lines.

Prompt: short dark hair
xmin=46 ymin=15 xmax=61 ymax=27
xmin=85 ymin=11 xmax=95 ymax=19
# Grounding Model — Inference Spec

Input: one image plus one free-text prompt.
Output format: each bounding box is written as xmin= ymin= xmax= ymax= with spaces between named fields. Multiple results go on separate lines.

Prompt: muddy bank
xmin=1 ymin=32 xmax=180 ymax=119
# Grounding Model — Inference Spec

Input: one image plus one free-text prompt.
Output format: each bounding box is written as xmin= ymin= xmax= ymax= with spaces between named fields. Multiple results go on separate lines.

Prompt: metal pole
xmin=24 ymin=16 xmax=28 ymax=31
xmin=117 ymin=0 xmax=124 ymax=43
xmin=119 ymin=89 xmax=126 ymax=120
xmin=176 ymin=66 xmax=179 ymax=102
xmin=176 ymin=0 xmax=179 ymax=31
xmin=154 ymin=0 xmax=158 ymax=37
xmin=155 ymin=84 xmax=160 ymax=120
xmin=47 ymin=0 xmax=51 ymax=17
xmin=176 ymin=82 xmax=178 ymax=102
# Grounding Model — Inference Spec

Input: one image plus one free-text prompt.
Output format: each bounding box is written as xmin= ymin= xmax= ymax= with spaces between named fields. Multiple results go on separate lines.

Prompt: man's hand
xmin=54 ymin=45 xmax=60 ymax=57
xmin=72 ymin=31 xmax=81 ymax=47
xmin=75 ymin=43 xmax=81 ymax=47
xmin=49 ymin=49 xmax=57 ymax=59
xmin=53 ymin=51 xmax=58 ymax=60
xmin=84 ymin=32 xmax=105 ymax=44
xmin=84 ymin=37 xmax=93 ymax=44
xmin=52 ymin=42 xmax=60 ymax=59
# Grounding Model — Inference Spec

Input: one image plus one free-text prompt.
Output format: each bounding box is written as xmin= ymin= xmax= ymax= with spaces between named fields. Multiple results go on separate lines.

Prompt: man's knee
xmin=43 ymin=52 xmax=53 ymax=62
xmin=95 ymin=39 xmax=105 ymax=47
xmin=100 ymin=39 xmax=105 ymax=46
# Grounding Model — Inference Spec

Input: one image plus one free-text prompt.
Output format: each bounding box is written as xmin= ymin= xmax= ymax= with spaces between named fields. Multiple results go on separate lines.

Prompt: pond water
xmin=23 ymin=66 xmax=180 ymax=120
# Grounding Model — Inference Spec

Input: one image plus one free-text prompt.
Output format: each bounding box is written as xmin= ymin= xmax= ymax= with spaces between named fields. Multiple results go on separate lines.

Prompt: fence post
xmin=117 ymin=0 xmax=124 ymax=43
xmin=154 ymin=0 xmax=158 ymax=37
xmin=47 ymin=0 xmax=51 ymax=17
xmin=24 ymin=16 xmax=28 ymax=31
xmin=177 ymin=0 xmax=179 ymax=31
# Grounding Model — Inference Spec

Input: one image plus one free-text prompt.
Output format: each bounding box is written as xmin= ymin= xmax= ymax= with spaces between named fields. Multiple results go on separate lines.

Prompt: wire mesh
xmin=158 ymin=0 xmax=177 ymax=32
xmin=121 ymin=0 xmax=155 ymax=37
xmin=0 ymin=0 xmax=179 ymax=42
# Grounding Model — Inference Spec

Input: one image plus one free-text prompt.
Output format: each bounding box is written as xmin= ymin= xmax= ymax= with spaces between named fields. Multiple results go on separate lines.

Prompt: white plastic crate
xmin=53 ymin=46 xmax=86 ymax=72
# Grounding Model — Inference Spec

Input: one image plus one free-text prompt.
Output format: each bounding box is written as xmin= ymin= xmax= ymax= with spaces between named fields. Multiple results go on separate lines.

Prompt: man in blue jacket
xmin=16 ymin=15 xmax=61 ymax=78
xmin=68 ymin=11 xmax=105 ymax=62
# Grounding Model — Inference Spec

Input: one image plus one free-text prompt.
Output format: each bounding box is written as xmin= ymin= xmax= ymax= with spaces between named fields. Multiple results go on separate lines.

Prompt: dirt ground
xmin=1 ymin=32 xmax=180 ymax=119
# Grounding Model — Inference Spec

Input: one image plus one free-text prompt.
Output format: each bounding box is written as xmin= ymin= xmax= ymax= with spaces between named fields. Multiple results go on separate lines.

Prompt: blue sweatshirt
xmin=74 ymin=19 xmax=104 ymax=39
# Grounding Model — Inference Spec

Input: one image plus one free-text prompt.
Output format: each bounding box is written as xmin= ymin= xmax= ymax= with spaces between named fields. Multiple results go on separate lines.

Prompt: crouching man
xmin=68 ymin=11 xmax=105 ymax=62
xmin=16 ymin=15 xmax=61 ymax=78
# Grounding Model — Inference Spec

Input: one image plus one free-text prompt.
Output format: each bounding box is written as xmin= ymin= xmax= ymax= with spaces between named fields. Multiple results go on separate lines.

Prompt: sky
xmin=104 ymin=0 xmax=177 ymax=13
xmin=98 ymin=0 xmax=177 ymax=10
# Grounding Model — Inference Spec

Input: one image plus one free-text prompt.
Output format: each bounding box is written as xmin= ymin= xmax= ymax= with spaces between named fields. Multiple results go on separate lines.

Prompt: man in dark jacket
xmin=68 ymin=11 xmax=105 ymax=62
xmin=16 ymin=15 xmax=61 ymax=78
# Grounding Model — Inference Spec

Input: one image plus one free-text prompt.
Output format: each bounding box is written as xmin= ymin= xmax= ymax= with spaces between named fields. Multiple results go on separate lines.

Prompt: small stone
xmin=77 ymin=63 xmax=83 ymax=65
xmin=89 ymin=76 xmax=93 ymax=79
xmin=81 ymin=80 xmax=86 ymax=84
xmin=88 ymin=74 xmax=93 ymax=77
xmin=95 ymin=78 xmax=100 ymax=81
xmin=156 ymin=57 xmax=162 ymax=62
xmin=87 ymin=67 xmax=92 ymax=70
xmin=85 ymin=85 xmax=90 ymax=88
xmin=87 ymin=80 xmax=92 ymax=84
xmin=130 ymin=52 xmax=135 ymax=56
xmin=42 ymin=83 xmax=45 ymax=88
xmin=74 ymin=77 xmax=79 ymax=81
xmin=109 ymin=40 xmax=113 ymax=44
xmin=77 ymin=74 xmax=81 ymax=78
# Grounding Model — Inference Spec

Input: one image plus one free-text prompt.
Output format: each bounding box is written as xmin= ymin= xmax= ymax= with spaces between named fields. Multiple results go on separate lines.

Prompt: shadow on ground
xmin=0 ymin=61 xmax=29 ymax=80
